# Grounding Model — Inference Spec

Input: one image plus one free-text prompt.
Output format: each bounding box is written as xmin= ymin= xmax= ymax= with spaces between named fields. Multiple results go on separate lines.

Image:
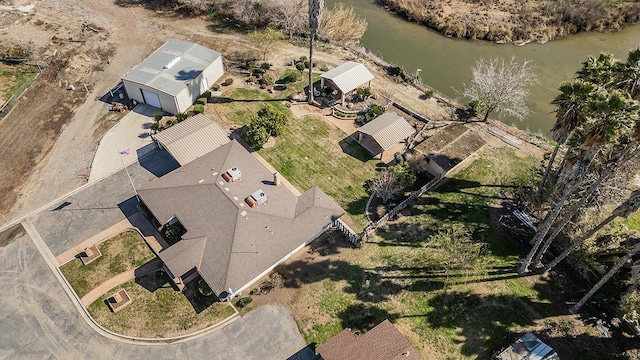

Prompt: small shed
xmin=154 ymin=114 xmax=230 ymax=166
xmin=356 ymin=112 xmax=414 ymax=159
xmin=122 ymin=40 xmax=224 ymax=114
xmin=321 ymin=61 xmax=374 ymax=105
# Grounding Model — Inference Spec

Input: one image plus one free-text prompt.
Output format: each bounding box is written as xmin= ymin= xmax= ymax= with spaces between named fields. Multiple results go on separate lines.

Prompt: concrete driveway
xmin=89 ymin=104 xmax=159 ymax=182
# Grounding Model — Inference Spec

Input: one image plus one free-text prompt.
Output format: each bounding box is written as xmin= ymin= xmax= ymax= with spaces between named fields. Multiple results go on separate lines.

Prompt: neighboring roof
xmin=494 ymin=332 xmax=560 ymax=360
xmin=321 ymin=61 xmax=375 ymax=94
xmin=357 ymin=112 xmax=415 ymax=155
xmin=415 ymin=124 xmax=486 ymax=172
xmin=317 ymin=320 xmax=420 ymax=360
xmin=137 ymin=140 xmax=345 ymax=296
xmin=122 ymin=40 xmax=221 ymax=96
xmin=154 ymin=114 xmax=230 ymax=166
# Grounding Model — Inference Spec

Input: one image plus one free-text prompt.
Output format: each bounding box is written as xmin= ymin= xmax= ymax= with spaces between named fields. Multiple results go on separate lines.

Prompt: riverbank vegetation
xmin=381 ymin=0 xmax=640 ymax=44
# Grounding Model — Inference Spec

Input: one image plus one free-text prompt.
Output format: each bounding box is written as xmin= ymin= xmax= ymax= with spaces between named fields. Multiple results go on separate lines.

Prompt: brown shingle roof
xmin=138 ymin=140 xmax=345 ymax=297
xmin=317 ymin=320 xmax=420 ymax=360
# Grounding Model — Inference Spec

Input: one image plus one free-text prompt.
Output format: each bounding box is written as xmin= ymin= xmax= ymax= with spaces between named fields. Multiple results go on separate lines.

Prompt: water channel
xmin=328 ymin=0 xmax=640 ymax=134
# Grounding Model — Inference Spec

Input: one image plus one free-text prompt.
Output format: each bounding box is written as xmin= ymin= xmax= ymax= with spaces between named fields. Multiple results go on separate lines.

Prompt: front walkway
xmin=80 ymin=258 xmax=162 ymax=307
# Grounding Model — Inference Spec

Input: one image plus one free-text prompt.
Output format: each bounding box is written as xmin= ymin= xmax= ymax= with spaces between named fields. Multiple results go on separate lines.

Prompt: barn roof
xmin=122 ymin=40 xmax=221 ymax=96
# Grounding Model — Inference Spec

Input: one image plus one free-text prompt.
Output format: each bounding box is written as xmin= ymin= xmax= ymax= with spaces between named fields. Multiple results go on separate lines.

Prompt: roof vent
xmin=222 ymin=166 xmax=241 ymax=183
xmin=245 ymin=189 xmax=267 ymax=207
xmin=163 ymin=56 xmax=181 ymax=69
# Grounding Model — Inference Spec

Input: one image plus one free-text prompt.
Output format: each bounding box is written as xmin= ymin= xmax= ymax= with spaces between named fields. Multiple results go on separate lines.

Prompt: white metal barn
xmin=122 ymin=40 xmax=224 ymax=114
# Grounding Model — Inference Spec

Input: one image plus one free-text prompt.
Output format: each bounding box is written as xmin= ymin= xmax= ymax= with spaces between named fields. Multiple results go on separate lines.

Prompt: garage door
xmin=141 ymin=89 xmax=161 ymax=109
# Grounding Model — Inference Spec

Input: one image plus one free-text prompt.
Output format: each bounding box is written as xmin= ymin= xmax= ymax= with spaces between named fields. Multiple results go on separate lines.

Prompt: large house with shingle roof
xmin=137 ymin=140 xmax=345 ymax=300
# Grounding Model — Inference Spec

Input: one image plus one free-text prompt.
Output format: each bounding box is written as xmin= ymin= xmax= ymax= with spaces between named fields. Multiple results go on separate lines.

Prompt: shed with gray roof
xmin=137 ymin=140 xmax=345 ymax=300
xmin=122 ymin=40 xmax=223 ymax=114
xmin=154 ymin=114 xmax=230 ymax=166
xmin=321 ymin=61 xmax=374 ymax=105
xmin=356 ymin=112 xmax=414 ymax=159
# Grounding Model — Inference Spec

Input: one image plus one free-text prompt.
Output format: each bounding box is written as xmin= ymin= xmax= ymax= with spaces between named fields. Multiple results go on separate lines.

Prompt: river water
xmin=328 ymin=0 xmax=640 ymax=134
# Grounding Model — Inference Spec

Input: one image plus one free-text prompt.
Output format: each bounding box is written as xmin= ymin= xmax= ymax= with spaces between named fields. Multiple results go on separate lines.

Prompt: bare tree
xmin=459 ymin=57 xmax=537 ymax=122
xmin=370 ymin=170 xmax=403 ymax=203
xmin=319 ymin=3 xmax=367 ymax=44
xmin=269 ymin=0 xmax=308 ymax=39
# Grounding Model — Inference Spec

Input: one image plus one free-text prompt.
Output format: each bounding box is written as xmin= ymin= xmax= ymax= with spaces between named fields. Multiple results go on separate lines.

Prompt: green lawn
xmin=280 ymin=147 xmax=578 ymax=359
xmin=60 ymin=230 xmax=155 ymax=297
xmin=214 ymin=88 xmax=379 ymax=229
xmin=88 ymin=272 xmax=236 ymax=338
xmin=1 ymin=65 xmax=38 ymax=101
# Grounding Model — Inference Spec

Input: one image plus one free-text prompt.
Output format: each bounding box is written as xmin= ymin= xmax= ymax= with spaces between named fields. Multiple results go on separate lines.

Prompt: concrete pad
xmin=89 ymin=104 xmax=159 ymax=182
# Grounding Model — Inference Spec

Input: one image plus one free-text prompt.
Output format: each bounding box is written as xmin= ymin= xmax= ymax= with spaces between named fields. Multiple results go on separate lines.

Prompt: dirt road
xmin=4 ymin=0 xmax=159 ymax=222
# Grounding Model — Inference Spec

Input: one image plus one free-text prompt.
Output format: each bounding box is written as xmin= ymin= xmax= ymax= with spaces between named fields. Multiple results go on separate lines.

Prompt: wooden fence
xmin=361 ymin=175 xmax=442 ymax=240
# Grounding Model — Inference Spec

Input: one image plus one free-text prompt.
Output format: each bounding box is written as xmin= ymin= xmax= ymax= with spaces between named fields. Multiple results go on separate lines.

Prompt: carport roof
xmin=357 ymin=112 xmax=414 ymax=154
xmin=321 ymin=61 xmax=374 ymax=94
xmin=154 ymin=114 xmax=230 ymax=166
xmin=121 ymin=40 xmax=221 ymax=96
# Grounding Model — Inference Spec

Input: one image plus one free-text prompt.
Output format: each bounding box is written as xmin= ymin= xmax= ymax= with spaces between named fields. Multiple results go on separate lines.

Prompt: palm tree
xmin=308 ymin=0 xmax=323 ymax=105
xmin=538 ymin=80 xmax=595 ymax=198
xmin=577 ymin=52 xmax=619 ymax=89
xmin=570 ymin=231 xmax=640 ymax=314
xmin=532 ymin=138 xmax=640 ymax=268
xmin=519 ymin=158 xmax=591 ymax=273
xmin=544 ymin=189 xmax=640 ymax=274
xmin=618 ymin=48 xmax=640 ymax=99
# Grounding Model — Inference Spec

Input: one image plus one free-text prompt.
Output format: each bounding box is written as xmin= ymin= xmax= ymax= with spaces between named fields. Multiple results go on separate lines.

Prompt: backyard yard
xmin=248 ymin=146 xmax=619 ymax=359
xmin=87 ymin=272 xmax=236 ymax=338
xmin=60 ymin=230 xmax=155 ymax=297
xmin=213 ymin=87 xmax=381 ymax=229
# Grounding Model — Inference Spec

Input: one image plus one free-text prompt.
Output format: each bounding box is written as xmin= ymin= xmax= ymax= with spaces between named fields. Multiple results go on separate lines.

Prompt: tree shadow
xmin=175 ymin=69 xmax=201 ymax=81
xmin=423 ymin=290 xmax=549 ymax=358
xmin=338 ymin=303 xmax=399 ymax=334
xmin=338 ymin=136 xmax=374 ymax=162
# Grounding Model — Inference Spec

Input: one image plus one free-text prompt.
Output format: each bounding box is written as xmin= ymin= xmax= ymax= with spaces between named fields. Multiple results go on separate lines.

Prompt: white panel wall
xmin=122 ymin=81 xmax=179 ymax=114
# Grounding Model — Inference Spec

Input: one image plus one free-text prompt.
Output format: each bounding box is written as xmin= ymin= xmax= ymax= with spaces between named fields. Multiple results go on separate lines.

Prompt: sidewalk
xmin=55 ymin=218 xmax=132 ymax=265
xmin=80 ymin=258 xmax=162 ymax=307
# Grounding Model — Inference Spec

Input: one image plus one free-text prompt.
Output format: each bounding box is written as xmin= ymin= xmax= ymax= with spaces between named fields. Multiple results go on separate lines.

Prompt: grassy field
xmin=214 ymin=87 xmax=380 ymax=229
xmin=88 ymin=272 xmax=236 ymax=338
xmin=60 ymin=230 xmax=156 ymax=297
xmin=249 ymin=146 xmax=604 ymax=359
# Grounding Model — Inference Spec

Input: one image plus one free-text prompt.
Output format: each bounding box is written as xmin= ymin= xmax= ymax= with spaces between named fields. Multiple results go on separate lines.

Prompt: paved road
xmin=0 ymin=159 xmax=317 ymax=359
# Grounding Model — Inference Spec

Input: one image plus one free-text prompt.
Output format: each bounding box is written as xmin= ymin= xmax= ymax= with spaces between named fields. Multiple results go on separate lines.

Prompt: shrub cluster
xmin=242 ymin=105 xmax=288 ymax=149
